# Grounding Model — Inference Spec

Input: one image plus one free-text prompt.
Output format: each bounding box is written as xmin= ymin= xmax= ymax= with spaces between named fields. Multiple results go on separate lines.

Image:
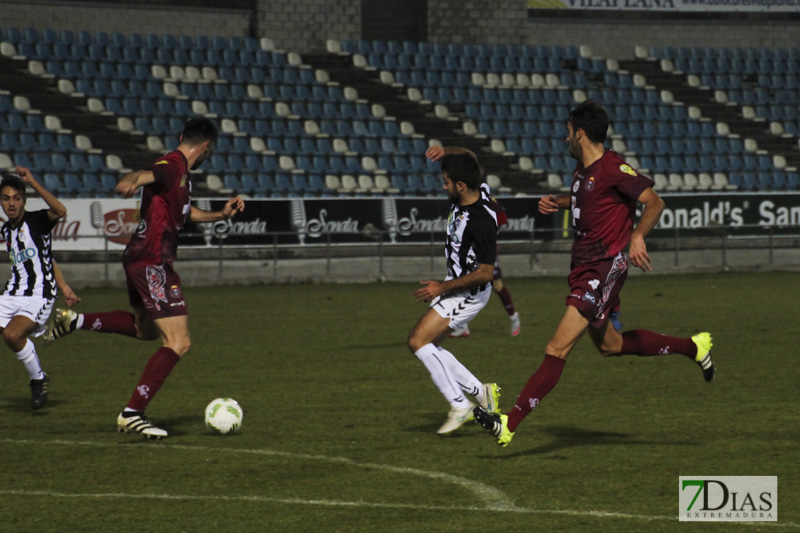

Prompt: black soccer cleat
xmin=30 ymin=373 xmax=49 ymax=409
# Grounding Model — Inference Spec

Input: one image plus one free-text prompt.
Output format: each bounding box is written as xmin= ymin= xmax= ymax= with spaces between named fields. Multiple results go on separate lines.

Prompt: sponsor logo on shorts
xmin=589 ymin=279 xmax=600 ymax=290
xmin=582 ymin=292 xmax=596 ymax=303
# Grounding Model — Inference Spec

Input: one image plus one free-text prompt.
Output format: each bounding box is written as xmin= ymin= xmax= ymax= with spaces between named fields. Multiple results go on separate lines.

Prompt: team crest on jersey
xmin=620 ymin=164 xmax=637 ymax=176
xmin=586 ymin=177 xmax=596 ymax=191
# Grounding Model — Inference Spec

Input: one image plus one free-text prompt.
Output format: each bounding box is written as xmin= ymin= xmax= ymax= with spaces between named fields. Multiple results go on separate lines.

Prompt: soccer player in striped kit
xmin=0 ymin=166 xmax=67 ymax=409
xmin=407 ymin=146 xmax=502 ymax=434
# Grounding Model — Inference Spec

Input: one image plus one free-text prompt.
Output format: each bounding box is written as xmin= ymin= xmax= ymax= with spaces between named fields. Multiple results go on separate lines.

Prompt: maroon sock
xmin=496 ymin=286 xmax=516 ymax=316
xmin=126 ymin=347 xmax=181 ymax=412
xmin=81 ymin=311 xmax=138 ymax=337
xmin=620 ymin=330 xmax=696 ymax=359
xmin=507 ymin=355 xmax=565 ymax=432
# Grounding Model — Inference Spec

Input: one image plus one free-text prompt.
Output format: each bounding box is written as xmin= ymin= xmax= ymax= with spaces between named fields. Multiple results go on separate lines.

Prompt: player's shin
xmin=507 ymin=354 xmax=565 ymax=432
xmin=619 ymin=330 xmax=695 ymax=358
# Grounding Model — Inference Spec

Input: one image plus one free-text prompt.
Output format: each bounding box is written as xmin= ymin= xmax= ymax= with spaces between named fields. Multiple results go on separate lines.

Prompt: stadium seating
xmin=3 ymin=28 xmax=800 ymax=196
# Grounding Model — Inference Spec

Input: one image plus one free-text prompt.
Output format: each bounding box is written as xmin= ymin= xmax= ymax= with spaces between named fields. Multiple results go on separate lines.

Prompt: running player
xmin=474 ymin=101 xmax=715 ymax=447
xmin=408 ymin=146 xmax=501 ymax=434
xmin=450 ymin=183 xmax=521 ymax=338
xmin=0 ymin=166 xmax=67 ymax=409
xmin=43 ymin=118 xmax=245 ymax=439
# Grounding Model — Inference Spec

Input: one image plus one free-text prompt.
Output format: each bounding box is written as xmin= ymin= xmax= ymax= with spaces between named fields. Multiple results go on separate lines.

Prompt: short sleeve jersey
xmin=124 ymin=151 xmax=192 ymax=265
xmin=569 ymin=150 xmax=654 ymax=265
xmin=2 ymin=210 xmax=58 ymax=298
xmin=479 ymin=183 xmax=508 ymax=227
xmin=444 ymin=196 xmax=498 ymax=286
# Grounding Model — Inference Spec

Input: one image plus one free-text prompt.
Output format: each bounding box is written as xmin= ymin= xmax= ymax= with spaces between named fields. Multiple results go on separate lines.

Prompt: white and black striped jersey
xmin=2 ymin=209 xmax=58 ymax=299
xmin=444 ymin=195 xmax=498 ymax=289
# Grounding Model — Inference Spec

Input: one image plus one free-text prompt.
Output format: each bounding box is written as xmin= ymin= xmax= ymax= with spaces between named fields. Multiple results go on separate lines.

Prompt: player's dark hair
xmin=568 ymin=100 xmax=609 ymax=144
xmin=441 ymin=153 xmax=482 ymax=190
xmin=0 ymin=174 xmax=26 ymax=201
xmin=181 ymin=117 xmax=218 ymax=147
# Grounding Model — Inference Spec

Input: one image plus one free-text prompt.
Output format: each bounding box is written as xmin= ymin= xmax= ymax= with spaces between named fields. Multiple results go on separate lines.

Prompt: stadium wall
xmin=2 ymin=0 xmax=791 ymax=59
xmin=0 ymin=0 xmax=251 ymax=38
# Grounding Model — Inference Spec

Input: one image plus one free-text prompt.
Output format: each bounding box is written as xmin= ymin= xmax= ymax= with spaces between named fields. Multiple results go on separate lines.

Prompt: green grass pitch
xmin=0 ymin=272 xmax=797 ymax=532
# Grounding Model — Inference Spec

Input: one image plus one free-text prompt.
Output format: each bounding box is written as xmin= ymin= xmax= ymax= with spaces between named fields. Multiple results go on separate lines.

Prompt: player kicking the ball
xmin=407 ymin=146 xmax=501 ymax=435
xmin=474 ymin=101 xmax=715 ymax=447
xmin=44 ymin=118 xmax=244 ymax=439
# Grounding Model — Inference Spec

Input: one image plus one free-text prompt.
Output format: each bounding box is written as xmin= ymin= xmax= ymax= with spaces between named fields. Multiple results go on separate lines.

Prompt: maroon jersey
xmin=124 ymin=151 xmax=192 ymax=265
xmin=569 ymin=150 xmax=654 ymax=265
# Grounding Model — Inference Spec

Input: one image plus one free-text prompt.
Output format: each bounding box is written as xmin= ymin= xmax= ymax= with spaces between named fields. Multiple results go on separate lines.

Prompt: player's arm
xmin=414 ymin=263 xmax=494 ymax=303
xmin=189 ymin=197 xmax=245 ymax=223
xmin=115 ymin=170 xmax=155 ymax=198
xmin=539 ymin=194 xmax=569 ymax=214
xmin=53 ymin=261 xmax=81 ymax=307
xmin=14 ymin=166 xmax=67 ymax=221
xmin=629 ymin=187 xmax=665 ymax=272
xmin=425 ymin=145 xmax=478 ymax=163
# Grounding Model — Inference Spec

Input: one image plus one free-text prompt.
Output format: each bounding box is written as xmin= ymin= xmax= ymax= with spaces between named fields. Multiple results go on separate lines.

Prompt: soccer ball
xmin=204 ymin=398 xmax=243 ymax=435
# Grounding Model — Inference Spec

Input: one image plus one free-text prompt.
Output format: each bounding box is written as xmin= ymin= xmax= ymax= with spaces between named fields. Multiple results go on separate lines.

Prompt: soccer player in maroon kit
xmin=474 ymin=101 xmax=715 ymax=447
xmin=44 ymin=118 xmax=245 ymax=439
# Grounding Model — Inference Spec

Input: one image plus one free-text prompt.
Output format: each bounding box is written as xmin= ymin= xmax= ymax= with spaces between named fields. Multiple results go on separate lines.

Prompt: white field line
xmin=0 ymin=438 xmax=796 ymax=528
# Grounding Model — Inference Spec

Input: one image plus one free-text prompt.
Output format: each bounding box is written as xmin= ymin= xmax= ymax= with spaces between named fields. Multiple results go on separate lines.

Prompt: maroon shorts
xmin=566 ymin=252 xmax=628 ymax=328
xmin=124 ymin=261 xmax=188 ymax=319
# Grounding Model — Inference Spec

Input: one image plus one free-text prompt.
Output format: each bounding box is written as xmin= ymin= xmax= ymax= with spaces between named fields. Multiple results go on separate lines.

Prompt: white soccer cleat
xmin=437 ymin=402 xmax=476 ymax=434
xmin=479 ymin=383 xmax=501 ymax=413
xmin=449 ymin=325 xmax=470 ymax=338
xmin=117 ymin=412 xmax=168 ymax=440
xmin=509 ymin=312 xmax=521 ymax=337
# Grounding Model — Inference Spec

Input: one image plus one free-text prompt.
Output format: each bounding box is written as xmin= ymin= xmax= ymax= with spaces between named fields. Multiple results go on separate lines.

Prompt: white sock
xmin=414 ymin=343 xmax=471 ymax=408
xmin=436 ymin=346 xmax=482 ymax=400
xmin=15 ymin=338 xmax=43 ymax=380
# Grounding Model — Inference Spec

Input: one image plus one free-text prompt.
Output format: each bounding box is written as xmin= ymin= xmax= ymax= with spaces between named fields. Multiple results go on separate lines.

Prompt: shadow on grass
xmin=482 ymin=425 xmax=700 ymax=459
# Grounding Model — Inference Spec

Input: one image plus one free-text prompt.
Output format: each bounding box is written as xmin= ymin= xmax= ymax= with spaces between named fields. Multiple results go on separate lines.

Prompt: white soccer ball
xmin=204 ymin=398 xmax=243 ymax=435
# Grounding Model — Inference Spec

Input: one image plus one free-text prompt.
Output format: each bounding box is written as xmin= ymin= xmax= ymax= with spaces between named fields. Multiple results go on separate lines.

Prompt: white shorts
xmin=430 ymin=285 xmax=491 ymax=330
xmin=0 ymin=295 xmax=55 ymax=336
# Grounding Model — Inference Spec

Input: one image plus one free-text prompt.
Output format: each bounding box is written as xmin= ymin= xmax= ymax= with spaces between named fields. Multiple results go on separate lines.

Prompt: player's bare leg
xmin=475 ymin=306 xmax=585 ymax=446
xmin=118 ymin=314 xmax=189 ymax=440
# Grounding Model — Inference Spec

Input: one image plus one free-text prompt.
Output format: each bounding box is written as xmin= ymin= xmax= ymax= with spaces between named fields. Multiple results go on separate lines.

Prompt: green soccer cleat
xmin=43 ymin=308 xmax=79 ymax=346
xmin=117 ymin=411 xmax=168 ymax=440
xmin=479 ymin=382 xmax=501 ymax=414
xmin=437 ymin=402 xmax=476 ymax=434
xmin=692 ymin=332 xmax=715 ymax=382
xmin=473 ymin=406 xmax=514 ymax=447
